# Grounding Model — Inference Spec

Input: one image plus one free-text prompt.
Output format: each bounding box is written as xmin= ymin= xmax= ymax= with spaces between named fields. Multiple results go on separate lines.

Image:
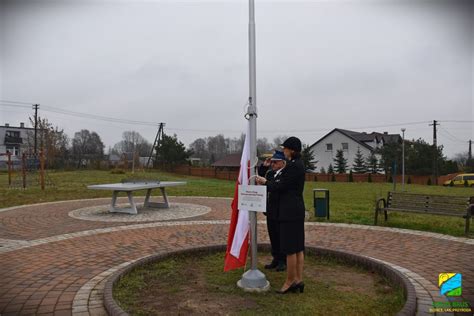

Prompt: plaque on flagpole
xmin=238 ymin=185 xmax=267 ymax=212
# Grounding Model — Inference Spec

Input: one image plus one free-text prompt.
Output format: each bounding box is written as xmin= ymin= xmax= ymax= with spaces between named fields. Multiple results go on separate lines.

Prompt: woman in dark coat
xmin=256 ymin=136 xmax=306 ymax=294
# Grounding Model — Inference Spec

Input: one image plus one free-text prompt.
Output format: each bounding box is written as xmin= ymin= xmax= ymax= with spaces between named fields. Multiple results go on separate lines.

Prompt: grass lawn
xmin=0 ymin=169 xmax=473 ymax=237
xmin=114 ymin=251 xmax=405 ymax=315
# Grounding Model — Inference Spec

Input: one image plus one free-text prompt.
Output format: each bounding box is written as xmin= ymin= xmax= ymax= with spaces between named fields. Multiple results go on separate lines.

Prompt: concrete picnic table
xmin=87 ymin=181 xmax=186 ymax=215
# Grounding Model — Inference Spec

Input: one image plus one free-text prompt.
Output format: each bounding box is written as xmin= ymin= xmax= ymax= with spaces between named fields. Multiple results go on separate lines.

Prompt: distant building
xmin=187 ymin=157 xmax=201 ymax=166
xmin=0 ymin=123 xmax=37 ymax=169
xmin=212 ymin=152 xmax=262 ymax=171
xmin=309 ymin=128 xmax=402 ymax=173
xmin=139 ymin=156 xmax=155 ymax=168
xmin=108 ymin=154 xmax=122 ymax=168
xmin=211 ymin=153 xmax=242 ymax=171
xmin=0 ymin=122 xmax=32 ymax=157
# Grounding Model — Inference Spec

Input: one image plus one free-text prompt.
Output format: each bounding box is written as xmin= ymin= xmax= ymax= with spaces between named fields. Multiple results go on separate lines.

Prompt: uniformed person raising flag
xmin=258 ymin=150 xmax=287 ymax=272
xmin=256 ymin=137 xmax=306 ymax=294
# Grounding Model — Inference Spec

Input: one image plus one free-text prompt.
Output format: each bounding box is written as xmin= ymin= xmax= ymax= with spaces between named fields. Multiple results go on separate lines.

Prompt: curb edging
xmin=103 ymin=244 xmax=417 ymax=316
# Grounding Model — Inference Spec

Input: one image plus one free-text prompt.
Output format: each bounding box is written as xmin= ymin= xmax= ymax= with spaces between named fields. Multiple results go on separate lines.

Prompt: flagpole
xmin=237 ymin=0 xmax=270 ymax=292
xmin=248 ymin=0 xmax=257 ymax=271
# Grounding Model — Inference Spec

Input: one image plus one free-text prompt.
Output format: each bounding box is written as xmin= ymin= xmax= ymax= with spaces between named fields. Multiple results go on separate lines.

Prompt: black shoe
xmin=295 ymin=282 xmax=305 ymax=293
xmin=275 ymin=263 xmax=287 ymax=272
xmin=275 ymin=282 xmax=298 ymax=294
xmin=264 ymin=261 xmax=278 ymax=269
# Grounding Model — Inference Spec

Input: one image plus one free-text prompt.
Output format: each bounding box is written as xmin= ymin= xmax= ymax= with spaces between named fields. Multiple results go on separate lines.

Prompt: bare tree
xmin=72 ymin=130 xmax=104 ymax=168
xmin=189 ymin=138 xmax=208 ymax=162
xmin=273 ymin=135 xmax=290 ymax=149
xmin=207 ymin=134 xmax=227 ymax=161
xmin=257 ymin=137 xmax=272 ymax=155
xmin=25 ymin=117 xmax=70 ymax=168
xmin=113 ymin=131 xmax=152 ymax=157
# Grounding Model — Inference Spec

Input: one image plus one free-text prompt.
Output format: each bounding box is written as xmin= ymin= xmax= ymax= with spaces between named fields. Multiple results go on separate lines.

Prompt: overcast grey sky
xmin=1 ymin=0 xmax=472 ymax=157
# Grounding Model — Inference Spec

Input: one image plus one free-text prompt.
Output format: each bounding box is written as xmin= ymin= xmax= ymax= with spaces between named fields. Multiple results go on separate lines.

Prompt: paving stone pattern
xmin=0 ymin=197 xmax=473 ymax=316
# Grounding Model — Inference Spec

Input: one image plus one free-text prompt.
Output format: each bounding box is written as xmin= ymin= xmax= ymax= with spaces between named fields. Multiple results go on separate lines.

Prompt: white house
xmin=308 ymin=128 xmax=401 ymax=173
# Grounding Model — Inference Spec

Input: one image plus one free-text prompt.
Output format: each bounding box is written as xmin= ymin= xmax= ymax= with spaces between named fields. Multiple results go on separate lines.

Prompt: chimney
xmin=383 ymin=131 xmax=388 ymax=135
xmin=5 ymin=123 xmax=9 ymax=127
xmin=20 ymin=122 xmax=25 ymax=128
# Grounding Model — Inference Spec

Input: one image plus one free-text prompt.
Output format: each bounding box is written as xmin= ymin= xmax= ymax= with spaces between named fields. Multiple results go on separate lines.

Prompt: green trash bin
xmin=313 ymin=189 xmax=330 ymax=219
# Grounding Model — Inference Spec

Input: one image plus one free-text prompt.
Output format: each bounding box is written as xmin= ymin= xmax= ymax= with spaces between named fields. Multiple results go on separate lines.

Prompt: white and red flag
xmin=224 ymin=125 xmax=251 ymax=271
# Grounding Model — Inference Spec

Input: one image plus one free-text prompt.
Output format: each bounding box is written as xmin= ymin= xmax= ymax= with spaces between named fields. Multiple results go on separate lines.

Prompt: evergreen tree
xmin=328 ymin=164 xmax=334 ymax=174
xmin=333 ymin=149 xmax=348 ymax=174
xmin=156 ymin=134 xmax=193 ymax=168
xmin=366 ymin=151 xmax=379 ymax=174
xmin=301 ymin=144 xmax=317 ymax=172
xmin=348 ymin=169 xmax=354 ymax=182
xmin=320 ymin=167 xmax=326 ymax=174
xmin=377 ymin=142 xmax=401 ymax=175
xmin=352 ymin=147 xmax=367 ymax=174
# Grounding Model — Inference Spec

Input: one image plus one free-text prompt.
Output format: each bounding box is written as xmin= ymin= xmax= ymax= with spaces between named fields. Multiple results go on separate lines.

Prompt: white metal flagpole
xmin=237 ymin=0 xmax=270 ymax=292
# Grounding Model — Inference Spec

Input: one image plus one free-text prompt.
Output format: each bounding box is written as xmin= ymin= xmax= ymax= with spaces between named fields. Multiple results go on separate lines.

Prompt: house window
xmin=6 ymin=131 xmax=20 ymax=138
xmin=6 ymin=146 xmax=20 ymax=156
xmin=326 ymin=143 xmax=333 ymax=151
xmin=342 ymin=143 xmax=349 ymax=150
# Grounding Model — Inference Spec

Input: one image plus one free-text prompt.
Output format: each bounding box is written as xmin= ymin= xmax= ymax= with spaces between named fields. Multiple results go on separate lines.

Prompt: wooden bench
xmin=374 ymin=192 xmax=474 ymax=235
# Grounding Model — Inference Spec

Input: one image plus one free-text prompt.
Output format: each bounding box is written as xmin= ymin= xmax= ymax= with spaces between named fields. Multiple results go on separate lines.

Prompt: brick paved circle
xmin=68 ymin=202 xmax=211 ymax=222
xmin=102 ymin=244 xmax=417 ymax=316
xmin=0 ymin=197 xmax=473 ymax=316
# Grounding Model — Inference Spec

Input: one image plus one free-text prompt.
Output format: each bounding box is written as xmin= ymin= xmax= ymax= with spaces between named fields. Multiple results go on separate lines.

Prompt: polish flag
xmin=224 ymin=125 xmax=251 ymax=271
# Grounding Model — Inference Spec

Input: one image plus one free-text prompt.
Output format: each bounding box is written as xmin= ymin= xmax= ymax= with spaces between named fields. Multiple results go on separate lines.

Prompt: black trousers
xmin=267 ymin=218 xmax=285 ymax=263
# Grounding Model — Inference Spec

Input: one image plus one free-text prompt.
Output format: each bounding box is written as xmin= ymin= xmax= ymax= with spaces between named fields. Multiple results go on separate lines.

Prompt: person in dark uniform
xmin=256 ymin=136 xmax=306 ymax=294
xmin=258 ymin=150 xmax=287 ymax=272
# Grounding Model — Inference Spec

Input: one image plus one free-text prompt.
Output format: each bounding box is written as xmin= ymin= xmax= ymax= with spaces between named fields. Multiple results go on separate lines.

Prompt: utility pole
xmin=33 ymin=104 xmax=39 ymax=155
xmin=131 ymin=133 xmax=136 ymax=174
xmin=469 ymin=140 xmax=472 ymax=161
xmin=401 ymin=128 xmax=406 ymax=191
xmin=429 ymin=120 xmax=440 ymax=185
xmin=238 ymin=0 xmax=269 ymax=292
xmin=147 ymin=123 xmax=165 ymax=169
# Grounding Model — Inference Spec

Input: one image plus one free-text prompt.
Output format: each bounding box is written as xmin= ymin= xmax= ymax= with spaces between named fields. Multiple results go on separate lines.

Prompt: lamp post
xmin=401 ymin=128 xmax=406 ymax=191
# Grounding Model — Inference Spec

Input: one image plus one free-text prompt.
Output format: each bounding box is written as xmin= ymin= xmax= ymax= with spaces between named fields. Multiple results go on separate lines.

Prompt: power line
xmin=439 ymin=120 xmax=474 ymax=123
xmin=0 ymin=99 xmax=468 ymax=135
xmin=0 ymin=103 xmax=31 ymax=109
xmin=0 ymin=102 xmax=161 ymax=126
xmin=41 ymin=105 xmax=160 ymax=126
xmin=438 ymin=126 xmax=468 ymax=144
xmin=0 ymin=99 xmax=32 ymax=105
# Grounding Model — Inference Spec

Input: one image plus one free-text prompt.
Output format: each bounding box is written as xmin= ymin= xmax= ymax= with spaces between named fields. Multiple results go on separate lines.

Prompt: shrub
xmin=111 ymin=169 xmax=126 ymax=174
xmin=427 ymin=177 xmax=432 ymax=186
xmin=368 ymin=173 xmax=372 ymax=183
xmin=464 ymin=180 xmax=469 ymax=187
xmin=449 ymin=180 xmax=454 ymax=187
xmin=331 ymin=173 xmax=336 ymax=182
xmin=348 ymin=170 xmax=354 ymax=182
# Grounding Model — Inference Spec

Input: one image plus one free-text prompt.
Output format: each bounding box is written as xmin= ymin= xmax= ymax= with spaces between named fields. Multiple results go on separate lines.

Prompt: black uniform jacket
xmin=265 ymin=158 xmax=306 ymax=222
xmin=258 ymin=165 xmax=281 ymax=220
